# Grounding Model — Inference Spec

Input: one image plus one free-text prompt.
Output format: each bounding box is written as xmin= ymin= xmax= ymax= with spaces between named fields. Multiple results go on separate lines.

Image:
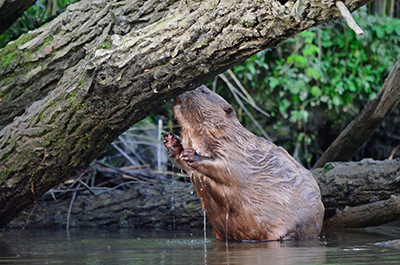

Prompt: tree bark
xmin=316 ymin=159 xmax=400 ymax=227
xmin=9 ymin=181 xmax=205 ymax=229
xmin=313 ymin=56 xmax=400 ymax=168
xmin=9 ymin=159 xmax=400 ymax=229
xmin=0 ymin=0 xmax=177 ymax=130
xmin=0 ymin=0 xmax=36 ymax=35
xmin=0 ymin=0 xmax=373 ymax=228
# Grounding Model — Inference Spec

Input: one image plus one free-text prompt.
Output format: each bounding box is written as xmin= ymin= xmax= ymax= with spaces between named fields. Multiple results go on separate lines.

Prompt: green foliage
xmin=0 ymin=0 xmax=80 ymax=48
xmin=228 ymin=9 xmax=400 ymax=164
xmin=235 ymin=12 xmax=399 ymax=120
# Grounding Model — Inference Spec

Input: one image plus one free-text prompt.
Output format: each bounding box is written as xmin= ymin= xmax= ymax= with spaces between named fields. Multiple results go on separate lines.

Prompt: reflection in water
xmin=1 ymin=227 xmax=400 ymax=264
xmin=208 ymin=239 xmax=326 ymax=265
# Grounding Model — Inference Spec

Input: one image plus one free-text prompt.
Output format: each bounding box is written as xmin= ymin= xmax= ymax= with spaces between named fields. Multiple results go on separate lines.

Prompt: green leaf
xmin=279 ymin=99 xmax=291 ymax=119
xmin=268 ymin=77 xmax=280 ymax=88
xmin=311 ymin=86 xmax=322 ymax=97
xmin=303 ymin=44 xmax=320 ymax=57
xmin=306 ymin=67 xmax=321 ymax=80
xmin=374 ymin=25 xmax=385 ymax=38
xmin=332 ymin=95 xmax=342 ymax=106
xmin=290 ymin=85 xmax=300 ymax=95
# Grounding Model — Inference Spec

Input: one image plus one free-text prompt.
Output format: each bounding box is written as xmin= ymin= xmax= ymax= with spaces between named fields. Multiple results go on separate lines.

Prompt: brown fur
xmin=163 ymin=85 xmax=324 ymax=241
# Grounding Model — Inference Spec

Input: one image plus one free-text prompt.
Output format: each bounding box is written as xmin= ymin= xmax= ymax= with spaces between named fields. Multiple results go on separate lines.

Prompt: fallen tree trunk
xmin=10 ymin=181 xmax=204 ymax=229
xmin=313 ymin=56 xmax=400 ymax=168
xmin=316 ymin=159 xmax=400 ymax=227
xmin=0 ymin=0 xmax=373 ymax=228
xmin=9 ymin=159 xmax=400 ymax=229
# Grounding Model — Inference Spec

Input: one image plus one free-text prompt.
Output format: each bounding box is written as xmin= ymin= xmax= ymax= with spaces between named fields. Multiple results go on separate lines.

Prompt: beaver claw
xmin=180 ymin=148 xmax=197 ymax=163
xmin=162 ymin=132 xmax=183 ymax=157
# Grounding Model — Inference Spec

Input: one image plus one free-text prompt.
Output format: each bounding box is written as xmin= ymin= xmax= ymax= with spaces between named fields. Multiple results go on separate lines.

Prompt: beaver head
xmin=173 ymin=85 xmax=237 ymax=128
xmin=172 ymin=85 xmax=253 ymax=157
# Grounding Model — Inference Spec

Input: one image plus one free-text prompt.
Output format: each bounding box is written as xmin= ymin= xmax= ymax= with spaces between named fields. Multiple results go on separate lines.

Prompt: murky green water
xmin=1 ymin=227 xmax=400 ymax=264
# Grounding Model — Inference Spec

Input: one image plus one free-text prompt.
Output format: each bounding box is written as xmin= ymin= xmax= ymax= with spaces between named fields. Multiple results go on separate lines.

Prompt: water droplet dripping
xmin=203 ymin=210 xmax=207 ymax=242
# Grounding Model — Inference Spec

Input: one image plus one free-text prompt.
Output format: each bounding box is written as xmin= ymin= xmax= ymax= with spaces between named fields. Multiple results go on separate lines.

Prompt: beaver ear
xmin=223 ymin=106 xmax=235 ymax=116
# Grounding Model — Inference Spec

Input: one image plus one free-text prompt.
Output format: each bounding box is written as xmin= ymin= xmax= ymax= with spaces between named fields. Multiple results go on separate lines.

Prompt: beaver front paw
xmin=180 ymin=148 xmax=197 ymax=165
xmin=162 ymin=132 xmax=183 ymax=157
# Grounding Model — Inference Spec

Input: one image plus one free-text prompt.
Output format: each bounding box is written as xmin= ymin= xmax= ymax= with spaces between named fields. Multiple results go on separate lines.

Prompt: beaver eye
xmin=201 ymin=89 xmax=209 ymax=94
xmin=223 ymin=106 xmax=234 ymax=116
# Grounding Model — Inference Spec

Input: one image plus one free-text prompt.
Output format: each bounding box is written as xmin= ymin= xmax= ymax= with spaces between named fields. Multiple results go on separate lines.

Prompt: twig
xmin=111 ymin=142 xmax=140 ymax=166
xmin=49 ymin=190 xmax=57 ymax=201
xmin=389 ymin=144 xmax=400 ymax=160
xmin=212 ymin=76 xmax=219 ymax=92
xmin=150 ymin=170 xmax=189 ymax=179
xmin=227 ymin=69 xmax=256 ymax=106
xmin=18 ymin=203 xmax=38 ymax=236
xmin=78 ymin=180 xmax=96 ymax=195
xmin=66 ymin=183 xmax=81 ymax=232
xmin=335 ymin=1 xmax=364 ymax=35
xmin=116 ymin=135 xmax=150 ymax=165
xmin=219 ymin=73 xmax=273 ymax=142
xmin=157 ymin=119 xmax=164 ymax=172
xmin=110 ymin=181 xmax=139 ymax=190
xmin=220 ymin=73 xmax=270 ymax=118
xmin=31 ymin=182 xmax=35 ymax=194
xmin=94 ymin=161 xmax=159 ymax=183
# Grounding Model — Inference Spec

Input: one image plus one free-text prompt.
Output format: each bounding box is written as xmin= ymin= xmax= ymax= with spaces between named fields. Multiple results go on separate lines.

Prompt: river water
xmin=1 ymin=227 xmax=400 ymax=264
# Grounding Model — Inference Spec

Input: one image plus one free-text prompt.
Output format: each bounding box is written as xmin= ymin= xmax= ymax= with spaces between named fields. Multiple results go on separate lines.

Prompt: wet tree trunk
xmin=0 ymin=0 xmax=373 ymax=228
xmin=9 ymin=159 xmax=400 ymax=229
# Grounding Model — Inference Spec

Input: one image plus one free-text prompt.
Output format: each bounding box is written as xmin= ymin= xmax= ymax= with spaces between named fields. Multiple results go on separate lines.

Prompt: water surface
xmin=1 ymin=227 xmax=400 ymax=264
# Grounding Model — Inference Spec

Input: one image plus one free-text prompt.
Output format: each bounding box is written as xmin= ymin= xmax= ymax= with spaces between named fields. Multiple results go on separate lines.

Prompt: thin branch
xmin=221 ymin=73 xmax=270 ymax=118
xmin=66 ymin=182 xmax=81 ymax=232
xmin=18 ymin=203 xmax=38 ymax=236
xmin=111 ymin=141 xmax=140 ymax=166
xmin=389 ymin=144 xmax=400 ymax=160
xmin=335 ymin=1 xmax=364 ymax=35
xmin=219 ymin=73 xmax=273 ymax=142
xmin=78 ymin=180 xmax=96 ymax=195
xmin=227 ymin=69 xmax=256 ymax=106
xmin=94 ymin=161 xmax=159 ymax=183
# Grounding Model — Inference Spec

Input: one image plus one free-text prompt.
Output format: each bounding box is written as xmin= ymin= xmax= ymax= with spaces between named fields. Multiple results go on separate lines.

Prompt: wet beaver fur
xmin=163 ymin=85 xmax=324 ymax=242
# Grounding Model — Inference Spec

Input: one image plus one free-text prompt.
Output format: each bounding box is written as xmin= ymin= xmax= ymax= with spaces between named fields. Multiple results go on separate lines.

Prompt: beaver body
xmin=163 ymin=85 xmax=324 ymax=241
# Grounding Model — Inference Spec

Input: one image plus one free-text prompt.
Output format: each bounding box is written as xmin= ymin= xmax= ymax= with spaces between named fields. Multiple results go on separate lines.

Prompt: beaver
xmin=163 ymin=85 xmax=324 ymax=242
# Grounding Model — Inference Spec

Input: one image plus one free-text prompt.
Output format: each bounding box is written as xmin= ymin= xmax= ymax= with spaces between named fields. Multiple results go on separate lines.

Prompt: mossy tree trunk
xmin=0 ymin=0 xmax=373 ymax=228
